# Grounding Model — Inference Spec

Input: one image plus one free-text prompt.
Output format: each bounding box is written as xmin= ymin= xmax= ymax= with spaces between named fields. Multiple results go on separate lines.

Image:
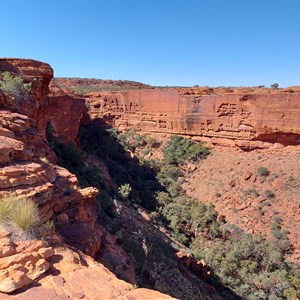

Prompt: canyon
xmin=0 ymin=59 xmax=172 ymax=300
xmin=0 ymin=58 xmax=300 ymax=300
xmin=76 ymin=81 xmax=300 ymax=264
xmin=0 ymin=59 xmax=230 ymax=300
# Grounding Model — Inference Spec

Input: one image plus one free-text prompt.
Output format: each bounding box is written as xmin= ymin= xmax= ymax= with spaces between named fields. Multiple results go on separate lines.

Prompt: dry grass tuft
xmin=11 ymin=198 xmax=40 ymax=230
xmin=0 ymin=196 xmax=50 ymax=241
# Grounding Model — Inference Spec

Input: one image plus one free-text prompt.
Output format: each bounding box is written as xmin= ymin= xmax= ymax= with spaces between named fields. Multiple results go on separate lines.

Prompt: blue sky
xmin=1 ymin=0 xmax=299 ymax=87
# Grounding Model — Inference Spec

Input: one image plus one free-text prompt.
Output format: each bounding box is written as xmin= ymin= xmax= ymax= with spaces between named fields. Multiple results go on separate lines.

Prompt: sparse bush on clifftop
xmin=271 ymin=83 xmax=279 ymax=89
xmin=265 ymin=189 xmax=276 ymax=198
xmin=0 ymin=71 xmax=31 ymax=100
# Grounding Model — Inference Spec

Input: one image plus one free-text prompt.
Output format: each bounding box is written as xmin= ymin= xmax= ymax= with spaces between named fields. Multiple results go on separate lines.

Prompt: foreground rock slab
xmin=0 ymin=231 xmax=54 ymax=293
xmin=2 ymin=246 xmax=175 ymax=300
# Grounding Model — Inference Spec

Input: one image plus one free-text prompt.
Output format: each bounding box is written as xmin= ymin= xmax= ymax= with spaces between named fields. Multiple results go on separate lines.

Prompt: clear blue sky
xmin=1 ymin=0 xmax=299 ymax=87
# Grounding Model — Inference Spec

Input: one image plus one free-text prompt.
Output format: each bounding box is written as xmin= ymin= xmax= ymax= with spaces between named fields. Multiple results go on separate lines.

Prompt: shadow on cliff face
xmin=46 ymin=119 xmax=241 ymax=300
xmin=77 ymin=120 xmax=241 ymax=300
xmin=255 ymin=132 xmax=300 ymax=146
xmin=77 ymin=119 xmax=163 ymax=211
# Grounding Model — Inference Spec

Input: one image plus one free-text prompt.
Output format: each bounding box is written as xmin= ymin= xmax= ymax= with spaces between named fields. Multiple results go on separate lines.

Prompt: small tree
xmin=118 ymin=183 xmax=132 ymax=199
xmin=271 ymin=83 xmax=279 ymax=89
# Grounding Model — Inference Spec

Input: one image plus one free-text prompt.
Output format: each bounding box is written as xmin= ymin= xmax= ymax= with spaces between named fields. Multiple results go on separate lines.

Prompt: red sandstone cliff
xmin=84 ymin=87 xmax=300 ymax=150
xmin=0 ymin=58 xmax=174 ymax=299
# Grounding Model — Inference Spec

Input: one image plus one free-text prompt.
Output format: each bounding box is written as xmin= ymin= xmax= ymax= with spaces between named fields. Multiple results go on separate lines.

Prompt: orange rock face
xmin=85 ymin=87 xmax=300 ymax=150
xmin=0 ymin=234 xmax=174 ymax=300
xmin=0 ymin=231 xmax=54 ymax=293
xmin=0 ymin=58 xmax=220 ymax=299
xmin=1 ymin=246 xmax=174 ymax=300
xmin=0 ymin=59 xmax=102 ymax=268
xmin=35 ymin=81 xmax=88 ymax=144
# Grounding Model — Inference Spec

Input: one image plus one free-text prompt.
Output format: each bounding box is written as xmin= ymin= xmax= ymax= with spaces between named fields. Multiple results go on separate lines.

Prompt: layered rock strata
xmin=0 ymin=58 xmax=173 ymax=299
xmin=85 ymin=88 xmax=300 ymax=150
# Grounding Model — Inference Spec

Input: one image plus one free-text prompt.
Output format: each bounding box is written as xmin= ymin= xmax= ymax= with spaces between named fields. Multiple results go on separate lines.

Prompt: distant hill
xmin=54 ymin=77 xmax=153 ymax=94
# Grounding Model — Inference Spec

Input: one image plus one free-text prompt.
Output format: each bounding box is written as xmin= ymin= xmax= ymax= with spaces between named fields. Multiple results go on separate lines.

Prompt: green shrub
xmin=116 ymin=129 xmax=147 ymax=152
xmin=250 ymin=188 xmax=260 ymax=198
xmin=11 ymin=198 xmax=40 ymax=230
xmin=288 ymin=175 xmax=295 ymax=182
xmin=0 ymin=197 xmax=14 ymax=222
xmin=257 ymin=167 xmax=270 ymax=176
xmin=118 ymin=183 xmax=132 ymax=199
xmin=163 ymin=135 xmax=210 ymax=164
xmin=0 ymin=71 xmax=31 ymax=100
xmin=155 ymin=191 xmax=172 ymax=206
xmin=265 ymin=189 xmax=275 ymax=198
xmin=146 ymin=136 xmax=160 ymax=148
xmin=261 ymin=200 xmax=272 ymax=207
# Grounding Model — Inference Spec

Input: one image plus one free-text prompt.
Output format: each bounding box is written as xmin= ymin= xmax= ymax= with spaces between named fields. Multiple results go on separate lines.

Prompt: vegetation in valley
xmin=47 ymin=121 xmax=300 ymax=300
xmin=105 ymin=129 xmax=299 ymax=300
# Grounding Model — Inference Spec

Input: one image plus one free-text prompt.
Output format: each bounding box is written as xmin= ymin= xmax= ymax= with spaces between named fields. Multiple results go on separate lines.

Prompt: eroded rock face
xmin=85 ymin=88 xmax=300 ymax=150
xmin=0 ymin=58 xmax=209 ymax=299
xmin=0 ymin=59 xmax=102 ymax=258
xmin=0 ymin=58 xmax=53 ymax=117
xmin=0 ymin=59 xmax=103 ymax=271
xmin=0 ymin=246 xmax=174 ymax=300
xmin=35 ymin=81 xmax=88 ymax=144
xmin=0 ymin=231 xmax=54 ymax=293
xmin=0 ymin=58 xmax=53 ymax=100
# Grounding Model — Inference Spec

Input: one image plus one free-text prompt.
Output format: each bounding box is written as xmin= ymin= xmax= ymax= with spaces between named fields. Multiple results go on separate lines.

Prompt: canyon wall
xmin=0 ymin=58 xmax=175 ymax=299
xmin=0 ymin=59 xmax=227 ymax=300
xmin=86 ymin=88 xmax=300 ymax=150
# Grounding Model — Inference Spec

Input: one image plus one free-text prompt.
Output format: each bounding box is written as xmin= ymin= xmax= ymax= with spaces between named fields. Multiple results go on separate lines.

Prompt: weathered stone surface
xmin=0 ymin=236 xmax=17 ymax=259
xmin=0 ymin=246 xmax=174 ymax=299
xmin=0 ymin=234 xmax=54 ymax=293
xmin=0 ymin=59 xmax=200 ymax=299
xmin=35 ymin=81 xmax=88 ymax=144
xmin=98 ymin=231 xmax=136 ymax=285
xmin=0 ymin=136 xmax=24 ymax=163
xmin=56 ymin=223 xmax=102 ymax=258
xmin=85 ymin=87 xmax=300 ymax=149
xmin=0 ymin=162 xmax=57 ymax=189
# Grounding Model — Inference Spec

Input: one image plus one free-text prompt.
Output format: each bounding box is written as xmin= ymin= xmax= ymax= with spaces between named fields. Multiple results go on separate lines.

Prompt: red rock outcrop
xmin=35 ymin=81 xmax=88 ymax=144
xmin=0 ymin=230 xmax=54 ymax=293
xmin=0 ymin=232 xmax=174 ymax=299
xmin=2 ymin=245 xmax=174 ymax=300
xmin=0 ymin=58 xmax=53 ymax=117
xmin=0 ymin=58 xmax=176 ymax=299
xmin=85 ymin=87 xmax=300 ymax=150
xmin=0 ymin=59 xmax=101 ymax=255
